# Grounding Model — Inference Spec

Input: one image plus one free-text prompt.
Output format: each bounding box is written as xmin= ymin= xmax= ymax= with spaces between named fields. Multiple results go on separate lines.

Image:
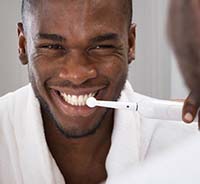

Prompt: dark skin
xmin=168 ymin=0 xmax=200 ymax=128
xmin=17 ymin=0 xmax=135 ymax=183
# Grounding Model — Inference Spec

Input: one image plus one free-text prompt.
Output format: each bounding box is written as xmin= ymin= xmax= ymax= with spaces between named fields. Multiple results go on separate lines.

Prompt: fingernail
xmin=184 ymin=112 xmax=193 ymax=122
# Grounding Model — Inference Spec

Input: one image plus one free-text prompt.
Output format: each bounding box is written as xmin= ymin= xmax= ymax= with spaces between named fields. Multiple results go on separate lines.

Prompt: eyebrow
xmin=35 ymin=33 xmax=66 ymax=42
xmin=90 ymin=33 xmax=121 ymax=43
xmin=34 ymin=32 xmax=120 ymax=43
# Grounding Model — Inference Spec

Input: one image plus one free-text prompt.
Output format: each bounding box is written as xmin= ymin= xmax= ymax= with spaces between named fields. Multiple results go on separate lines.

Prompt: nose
xmin=58 ymin=51 xmax=97 ymax=85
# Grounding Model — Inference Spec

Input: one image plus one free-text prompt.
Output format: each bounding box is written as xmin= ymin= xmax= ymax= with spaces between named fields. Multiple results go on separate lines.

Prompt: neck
xmin=42 ymin=109 xmax=114 ymax=183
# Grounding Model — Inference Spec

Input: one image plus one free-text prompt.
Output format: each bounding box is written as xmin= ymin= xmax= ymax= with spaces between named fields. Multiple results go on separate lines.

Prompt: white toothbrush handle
xmin=87 ymin=97 xmax=198 ymax=122
xmin=138 ymin=99 xmax=198 ymax=122
xmin=95 ymin=100 xmax=137 ymax=110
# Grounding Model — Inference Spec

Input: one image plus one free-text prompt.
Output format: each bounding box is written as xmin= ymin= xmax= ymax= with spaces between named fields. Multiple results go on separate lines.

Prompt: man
xmin=106 ymin=0 xmax=200 ymax=183
xmin=0 ymin=0 xmax=197 ymax=184
xmin=168 ymin=0 xmax=200 ymax=127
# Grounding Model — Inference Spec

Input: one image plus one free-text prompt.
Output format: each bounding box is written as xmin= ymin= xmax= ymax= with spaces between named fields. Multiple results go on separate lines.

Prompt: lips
xmin=47 ymin=82 xmax=108 ymax=118
xmin=47 ymin=84 xmax=107 ymax=117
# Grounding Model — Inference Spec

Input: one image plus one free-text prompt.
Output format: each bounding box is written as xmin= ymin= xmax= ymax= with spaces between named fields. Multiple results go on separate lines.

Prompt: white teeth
xmin=60 ymin=92 xmax=96 ymax=106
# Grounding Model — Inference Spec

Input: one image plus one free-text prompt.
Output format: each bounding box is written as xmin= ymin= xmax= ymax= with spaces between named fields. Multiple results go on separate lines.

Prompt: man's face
xmin=19 ymin=0 xmax=135 ymax=138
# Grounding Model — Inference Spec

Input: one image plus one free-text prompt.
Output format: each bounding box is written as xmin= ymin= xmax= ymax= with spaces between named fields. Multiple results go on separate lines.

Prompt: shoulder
xmin=0 ymin=84 xmax=31 ymax=123
xmin=120 ymin=82 xmax=198 ymax=160
xmin=141 ymin=118 xmax=198 ymax=159
xmin=131 ymin=90 xmax=199 ymax=160
xmin=122 ymin=81 xmax=149 ymax=102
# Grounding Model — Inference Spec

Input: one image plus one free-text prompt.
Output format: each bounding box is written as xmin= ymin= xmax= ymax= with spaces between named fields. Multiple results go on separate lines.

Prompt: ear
xmin=128 ymin=23 xmax=136 ymax=64
xmin=17 ymin=22 xmax=28 ymax=65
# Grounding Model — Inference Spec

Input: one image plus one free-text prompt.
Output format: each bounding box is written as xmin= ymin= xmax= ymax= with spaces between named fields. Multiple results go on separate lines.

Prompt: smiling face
xmin=18 ymin=0 xmax=135 ymax=138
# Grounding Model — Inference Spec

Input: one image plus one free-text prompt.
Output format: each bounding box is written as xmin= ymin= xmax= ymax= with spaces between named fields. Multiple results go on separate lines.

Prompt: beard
xmin=38 ymin=93 xmax=110 ymax=139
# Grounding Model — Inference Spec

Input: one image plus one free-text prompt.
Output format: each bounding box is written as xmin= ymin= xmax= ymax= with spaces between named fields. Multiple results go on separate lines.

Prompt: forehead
xmin=28 ymin=0 xmax=128 ymax=38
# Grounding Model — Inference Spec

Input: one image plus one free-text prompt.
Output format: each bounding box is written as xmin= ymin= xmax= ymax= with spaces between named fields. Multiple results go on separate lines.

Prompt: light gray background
xmin=0 ymin=0 xmax=188 ymax=99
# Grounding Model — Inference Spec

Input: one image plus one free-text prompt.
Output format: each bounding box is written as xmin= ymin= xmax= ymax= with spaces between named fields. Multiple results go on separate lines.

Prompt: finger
xmin=182 ymin=92 xmax=200 ymax=123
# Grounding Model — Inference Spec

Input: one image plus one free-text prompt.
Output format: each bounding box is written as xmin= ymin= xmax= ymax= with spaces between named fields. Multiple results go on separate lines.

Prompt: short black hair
xmin=128 ymin=0 xmax=133 ymax=25
xmin=127 ymin=0 xmax=133 ymax=25
xmin=21 ymin=0 xmax=133 ymax=25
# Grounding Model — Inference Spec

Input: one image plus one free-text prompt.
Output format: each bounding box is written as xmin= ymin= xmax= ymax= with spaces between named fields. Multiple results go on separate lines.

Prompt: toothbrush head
xmin=86 ymin=97 xmax=97 ymax=108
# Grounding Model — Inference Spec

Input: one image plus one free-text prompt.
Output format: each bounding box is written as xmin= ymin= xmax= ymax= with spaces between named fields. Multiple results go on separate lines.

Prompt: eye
xmin=93 ymin=45 xmax=115 ymax=49
xmin=40 ymin=44 xmax=65 ymax=50
xmin=87 ymin=44 xmax=123 ymax=57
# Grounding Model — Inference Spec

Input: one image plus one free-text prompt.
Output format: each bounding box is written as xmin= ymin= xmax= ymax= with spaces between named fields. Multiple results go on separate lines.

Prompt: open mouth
xmin=51 ymin=89 xmax=99 ymax=108
xmin=49 ymin=87 xmax=105 ymax=117
xmin=58 ymin=91 xmax=97 ymax=107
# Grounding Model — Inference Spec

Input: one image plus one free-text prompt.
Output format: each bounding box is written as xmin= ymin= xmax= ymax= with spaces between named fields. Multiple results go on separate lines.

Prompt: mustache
xmin=46 ymin=78 xmax=110 ymax=89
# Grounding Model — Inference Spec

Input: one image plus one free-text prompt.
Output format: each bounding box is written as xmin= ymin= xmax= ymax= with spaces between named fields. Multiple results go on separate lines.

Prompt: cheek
xmin=99 ymin=59 xmax=128 ymax=99
xmin=100 ymin=59 xmax=128 ymax=81
xmin=28 ymin=57 xmax=54 ymax=90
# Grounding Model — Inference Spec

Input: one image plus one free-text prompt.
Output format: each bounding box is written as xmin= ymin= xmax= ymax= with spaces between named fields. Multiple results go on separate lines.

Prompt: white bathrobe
xmin=0 ymin=81 xmax=198 ymax=184
xmin=106 ymin=134 xmax=200 ymax=184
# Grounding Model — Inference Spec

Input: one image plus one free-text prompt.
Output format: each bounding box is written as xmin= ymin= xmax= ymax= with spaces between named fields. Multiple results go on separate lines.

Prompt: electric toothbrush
xmin=86 ymin=97 xmax=198 ymax=122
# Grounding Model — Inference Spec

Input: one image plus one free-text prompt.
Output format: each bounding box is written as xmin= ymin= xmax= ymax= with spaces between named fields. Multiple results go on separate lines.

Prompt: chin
xmin=55 ymin=119 xmax=102 ymax=139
